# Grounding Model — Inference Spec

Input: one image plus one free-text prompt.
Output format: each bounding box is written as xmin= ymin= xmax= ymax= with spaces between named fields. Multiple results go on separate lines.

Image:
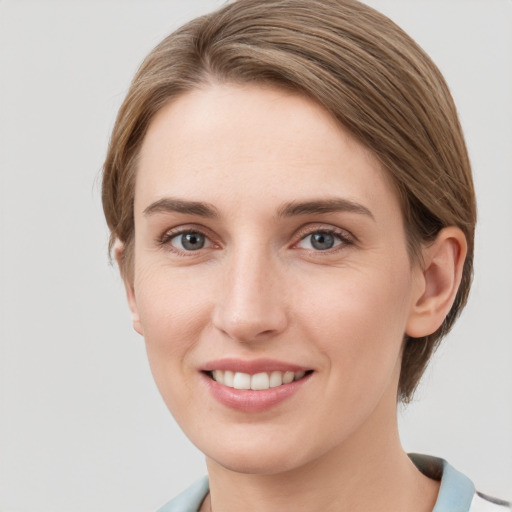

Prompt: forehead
xmin=136 ymin=83 xmax=399 ymax=216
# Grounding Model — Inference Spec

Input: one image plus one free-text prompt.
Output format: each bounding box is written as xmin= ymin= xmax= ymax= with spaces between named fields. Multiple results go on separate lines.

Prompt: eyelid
xmin=292 ymin=223 xmax=355 ymax=250
xmin=156 ymin=222 xmax=355 ymax=254
xmin=158 ymin=224 xmax=220 ymax=253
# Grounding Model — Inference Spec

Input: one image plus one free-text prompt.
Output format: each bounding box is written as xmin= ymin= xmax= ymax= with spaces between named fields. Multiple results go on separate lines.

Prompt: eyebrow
xmin=143 ymin=198 xmax=219 ymax=218
xmin=142 ymin=196 xmax=374 ymax=220
xmin=277 ymin=198 xmax=374 ymax=220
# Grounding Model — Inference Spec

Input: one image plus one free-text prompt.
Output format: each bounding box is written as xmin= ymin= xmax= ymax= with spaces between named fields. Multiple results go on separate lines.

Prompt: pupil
xmin=311 ymin=232 xmax=334 ymax=250
xmin=182 ymin=232 xmax=205 ymax=250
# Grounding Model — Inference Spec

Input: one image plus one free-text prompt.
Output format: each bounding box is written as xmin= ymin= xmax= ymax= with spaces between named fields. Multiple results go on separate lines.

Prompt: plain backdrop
xmin=0 ymin=1 xmax=511 ymax=511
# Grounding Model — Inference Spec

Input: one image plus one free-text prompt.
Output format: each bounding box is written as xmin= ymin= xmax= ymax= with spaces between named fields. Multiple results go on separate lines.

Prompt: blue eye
xmin=297 ymin=231 xmax=344 ymax=251
xmin=170 ymin=231 xmax=209 ymax=251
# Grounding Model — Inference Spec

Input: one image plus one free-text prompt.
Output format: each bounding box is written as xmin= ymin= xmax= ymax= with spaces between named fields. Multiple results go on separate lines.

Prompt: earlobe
xmin=114 ymin=241 xmax=144 ymax=336
xmin=406 ymin=227 xmax=467 ymax=338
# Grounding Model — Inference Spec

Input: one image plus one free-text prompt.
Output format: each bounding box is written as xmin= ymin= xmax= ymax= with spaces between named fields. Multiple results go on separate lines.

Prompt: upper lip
xmin=201 ymin=358 xmax=311 ymax=374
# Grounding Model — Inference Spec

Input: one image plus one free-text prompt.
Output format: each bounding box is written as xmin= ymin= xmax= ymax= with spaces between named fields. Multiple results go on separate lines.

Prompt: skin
xmin=120 ymin=83 xmax=466 ymax=512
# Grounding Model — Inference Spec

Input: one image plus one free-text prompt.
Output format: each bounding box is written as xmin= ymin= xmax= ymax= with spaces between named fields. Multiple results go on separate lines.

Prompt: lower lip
xmin=202 ymin=372 xmax=312 ymax=412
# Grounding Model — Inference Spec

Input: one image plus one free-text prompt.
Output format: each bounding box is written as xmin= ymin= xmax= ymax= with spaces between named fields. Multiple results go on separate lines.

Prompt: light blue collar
xmin=409 ymin=453 xmax=475 ymax=512
xmin=157 ymin=475 xmax=209 ymax=512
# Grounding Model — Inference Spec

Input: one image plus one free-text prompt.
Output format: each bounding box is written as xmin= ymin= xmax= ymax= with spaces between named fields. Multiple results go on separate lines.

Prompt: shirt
xmin=156 ymin=453 xmax=512 ymax=512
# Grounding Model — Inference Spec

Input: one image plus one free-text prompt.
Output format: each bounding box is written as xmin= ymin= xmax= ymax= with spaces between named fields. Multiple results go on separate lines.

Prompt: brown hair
xmin=102 ymin=0 xmax=476 ymax=402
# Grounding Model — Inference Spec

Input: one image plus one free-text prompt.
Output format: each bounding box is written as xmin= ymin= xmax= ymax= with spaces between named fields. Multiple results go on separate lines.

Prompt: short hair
xmin=102 ymin=0 xmax=476 ymax=402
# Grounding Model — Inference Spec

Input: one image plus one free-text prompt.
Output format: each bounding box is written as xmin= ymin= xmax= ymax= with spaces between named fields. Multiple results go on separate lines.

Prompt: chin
xmin=208 ymin=447 xmax=308 ymax=476
xmin=198 ymin=426 xmax=333 ymax=476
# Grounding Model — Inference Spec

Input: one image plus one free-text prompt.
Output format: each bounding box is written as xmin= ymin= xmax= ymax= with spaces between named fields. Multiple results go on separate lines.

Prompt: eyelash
xmin=158 ymin=227 xmax=216 ymax=256
xmin=293 ymin=225 xmax=354 ymax=253
xmin=158 ymin=224 xmax=354 ymax=255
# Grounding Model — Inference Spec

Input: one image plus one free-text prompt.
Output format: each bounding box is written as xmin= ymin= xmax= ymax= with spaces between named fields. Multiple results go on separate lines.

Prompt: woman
xmin=102 ymin=0 xmax=511 ymax=510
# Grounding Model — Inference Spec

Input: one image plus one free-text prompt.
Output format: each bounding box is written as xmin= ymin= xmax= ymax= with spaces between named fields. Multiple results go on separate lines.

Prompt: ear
xmin=114 ymin=241 xmax=144 ymax=336
xmin=406 ymin=227 xmax=467 ymax=338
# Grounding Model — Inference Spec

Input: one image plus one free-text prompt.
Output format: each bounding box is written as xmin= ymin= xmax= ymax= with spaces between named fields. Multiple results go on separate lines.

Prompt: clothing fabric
xmin=156 ymin=453 xmax=511 ymax=512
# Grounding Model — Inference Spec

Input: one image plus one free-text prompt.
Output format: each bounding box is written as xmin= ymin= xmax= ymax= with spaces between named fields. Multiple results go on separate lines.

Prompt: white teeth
xmin=210 ymin=369 xmax=308 ymax=390
xmin=282 ymin=371 xmax=294 ymax=384
xmin=224 ymin=370 xmax=234 ymax=387
xmin=233 ymin=372 xmax=251 ymax=389
xmin=269 ymin=371 xmax=283 ymax=388
xmin=251 ymin=372 xmax=270 ymax=390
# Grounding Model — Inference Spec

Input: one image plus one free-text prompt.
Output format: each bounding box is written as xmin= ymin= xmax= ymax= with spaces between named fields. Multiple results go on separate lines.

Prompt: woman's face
xmin=127 ymin=84 xmax=424 ymax=474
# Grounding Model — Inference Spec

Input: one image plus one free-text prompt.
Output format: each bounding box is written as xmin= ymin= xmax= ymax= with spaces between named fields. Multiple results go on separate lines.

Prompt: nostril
xmin=259 ymin=329 xmax=278 ymax=337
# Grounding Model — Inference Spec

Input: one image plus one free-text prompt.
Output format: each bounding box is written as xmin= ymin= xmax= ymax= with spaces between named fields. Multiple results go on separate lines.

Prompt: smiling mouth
xmin=206 ymin=370 xmax=313 ymax=390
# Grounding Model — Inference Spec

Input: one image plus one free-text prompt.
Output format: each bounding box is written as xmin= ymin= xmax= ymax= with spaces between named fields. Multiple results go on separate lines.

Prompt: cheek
xmin=136 ymin=262 xmax=211 ymax=332
xmin=133 ymin=265 xmax=212 ymax=387
xmin=295 ymin=261 xmax=412 ymax=380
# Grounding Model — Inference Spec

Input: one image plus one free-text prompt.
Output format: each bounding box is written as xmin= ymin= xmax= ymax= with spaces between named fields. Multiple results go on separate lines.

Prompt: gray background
xmin=0 ymin=1 xmax=510 ymax=510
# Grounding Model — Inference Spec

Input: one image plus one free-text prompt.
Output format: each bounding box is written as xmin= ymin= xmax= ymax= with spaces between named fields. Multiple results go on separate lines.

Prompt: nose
xmin=212 ymin=248 xmax=288 ymax=343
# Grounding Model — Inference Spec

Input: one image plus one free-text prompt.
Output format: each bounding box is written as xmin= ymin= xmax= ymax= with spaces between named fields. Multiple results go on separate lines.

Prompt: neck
xmin=203 ymin=387 xmax=439 ymax=512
